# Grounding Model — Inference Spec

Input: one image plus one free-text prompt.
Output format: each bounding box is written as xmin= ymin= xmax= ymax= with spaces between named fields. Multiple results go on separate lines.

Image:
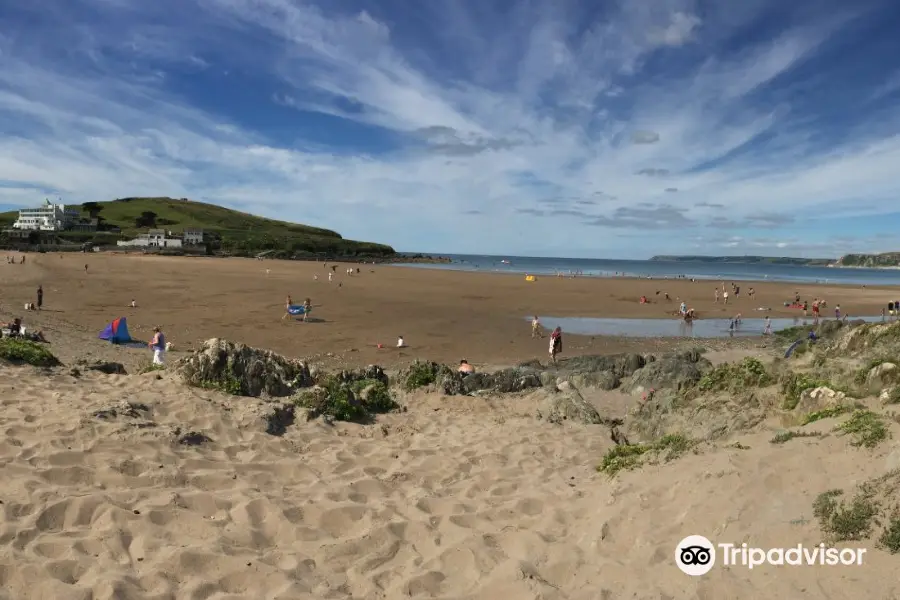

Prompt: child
xmin=531 ymin=316 xmax=541 ymax=338
xmin=397 ymin=335 xmax=406 ymax=348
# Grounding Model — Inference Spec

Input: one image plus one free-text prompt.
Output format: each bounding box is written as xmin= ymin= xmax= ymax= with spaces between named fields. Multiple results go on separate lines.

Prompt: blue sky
xmin=1 ymin=0 xmax=900 ymax=258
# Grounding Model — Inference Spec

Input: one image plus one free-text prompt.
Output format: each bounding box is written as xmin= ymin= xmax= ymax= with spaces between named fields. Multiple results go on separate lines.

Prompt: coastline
xmin=2 ymin=251 xmax=897 ymax=371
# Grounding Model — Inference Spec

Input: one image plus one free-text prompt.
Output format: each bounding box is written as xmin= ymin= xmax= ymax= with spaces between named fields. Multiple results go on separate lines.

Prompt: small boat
xmin=500 ymin=259 xmax=511 ymax=264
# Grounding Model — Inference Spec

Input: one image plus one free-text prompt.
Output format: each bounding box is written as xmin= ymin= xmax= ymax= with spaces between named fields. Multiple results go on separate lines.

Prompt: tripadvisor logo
xmin=675 ymin=535 xmax=866 ymax=575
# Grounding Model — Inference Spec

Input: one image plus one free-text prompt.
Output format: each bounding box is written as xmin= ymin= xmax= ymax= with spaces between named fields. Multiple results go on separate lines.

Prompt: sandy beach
xmin=3 ymin=252 xmax=900 ymax=599
xmin=1 ymin=252 xmax=895 ymax=370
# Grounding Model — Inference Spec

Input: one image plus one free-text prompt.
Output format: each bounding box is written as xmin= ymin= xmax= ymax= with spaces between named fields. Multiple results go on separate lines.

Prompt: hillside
xmin=650 ymin=255 xmax=834 ymax=266
xmin=833 ymin=253 xmax=900 ymax=268
xmin=0 ymin=197 xmax=395 ymax=258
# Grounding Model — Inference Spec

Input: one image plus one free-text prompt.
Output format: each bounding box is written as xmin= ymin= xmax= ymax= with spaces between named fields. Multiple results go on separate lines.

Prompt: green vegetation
xmin=770 ymin=430 xmax=823 ymax=444
xmin=813 ymin=489 xmax=877 ymax=542
xmin=801 ymin=404 xmax=858 ymax=425
xmin=0 ymin=338 xmax=60 ymax=367
xmin=293 ymin=376 xmax=399 ymax=422
xmin=835 ymin=410 xmax=889 ymax=448
xmin=696 ymin=357 xmax=772 ymax=393
xmin=0 ymin=197 xmax=395 ymax=258
xmin=885 ymin=387 xmax=900 ymax=405
xmin=649 ymin=255 xmax=834 ymax=266
xmin=879 ymin=513 xmax=900 ymax=553
xmin=813 ymin=472 xmax=900 ymax=548
xmin=780 ymin=372 xmax=831 ymax=410
xmin=774 ymin=324 xmax=815 ymax=341
xmin=402 ymin=360 xmax=452 ymax=392
xmin=199 ymin=371 xmax=243 ymax=395
xmin=836 ymin=253 xmax=900 ymax=268
xmin=597 ymin=434 xmax=697 ymax=476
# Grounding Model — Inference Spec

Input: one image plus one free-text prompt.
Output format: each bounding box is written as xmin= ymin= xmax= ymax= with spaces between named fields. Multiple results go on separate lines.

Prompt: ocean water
xmin=394 ymin=254 xmax=900 ymax=286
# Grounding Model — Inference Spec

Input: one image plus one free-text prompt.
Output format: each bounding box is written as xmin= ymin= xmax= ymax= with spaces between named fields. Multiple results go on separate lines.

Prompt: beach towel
xmin=287 ymin=305 xmax=307 ymax=315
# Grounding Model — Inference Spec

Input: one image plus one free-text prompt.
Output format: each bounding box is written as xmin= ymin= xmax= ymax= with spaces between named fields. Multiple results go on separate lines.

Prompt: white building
xmin=13 ymin=199 xmax=80 ymax=231
xmin=117 ymin=229 xmax=183 ymax=248
xmin=183 ymin=227 xmax=204 ymax=245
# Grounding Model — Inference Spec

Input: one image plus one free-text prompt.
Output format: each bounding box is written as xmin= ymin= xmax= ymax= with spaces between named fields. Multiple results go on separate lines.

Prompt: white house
xmin=13 ymin=199 xmax=80 ymax=231
xmin=117 ymin=229 xmax=183 ymax=248
xmin=183 ymin=227 xmax=204 ymax=245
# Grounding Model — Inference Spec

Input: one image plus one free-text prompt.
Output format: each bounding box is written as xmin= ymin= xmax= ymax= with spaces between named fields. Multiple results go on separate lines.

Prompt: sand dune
xmin=2 ymin=359 xmax=899 ymax=599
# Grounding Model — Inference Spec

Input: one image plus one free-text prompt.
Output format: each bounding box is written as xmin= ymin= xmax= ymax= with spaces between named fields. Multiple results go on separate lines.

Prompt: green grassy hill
xmin=0 ymin=197 xmax=395 ymax=258
xmin=834 ymin=253 xmax=900 ymax=268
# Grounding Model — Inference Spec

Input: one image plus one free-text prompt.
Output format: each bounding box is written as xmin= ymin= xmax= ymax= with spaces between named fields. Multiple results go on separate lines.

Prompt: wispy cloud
xmin=0 ymin=0 xmax=899 ymax=257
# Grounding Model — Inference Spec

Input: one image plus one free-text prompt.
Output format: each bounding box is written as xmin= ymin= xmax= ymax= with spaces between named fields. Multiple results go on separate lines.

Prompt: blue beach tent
xmin=98 ymin=317 xmax=133 ymax=344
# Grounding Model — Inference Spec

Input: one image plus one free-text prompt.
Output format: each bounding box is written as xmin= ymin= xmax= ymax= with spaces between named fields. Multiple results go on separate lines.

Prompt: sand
xmin=2 ymin=252 xmax=900 ymax=598
xmin=2 ymin=352 xmax=899 ymax=599
xmin=0 ymin=252 xmax=894 ymax=369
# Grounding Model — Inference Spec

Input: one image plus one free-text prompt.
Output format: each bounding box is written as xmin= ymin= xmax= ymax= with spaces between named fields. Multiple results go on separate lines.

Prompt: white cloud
xmin=0 ymin=0 xmax=898 ymax=256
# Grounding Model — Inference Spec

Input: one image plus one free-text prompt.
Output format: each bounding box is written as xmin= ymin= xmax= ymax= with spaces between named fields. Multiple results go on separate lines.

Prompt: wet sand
xmin=0 ymin=252 xmax=893 ymax=368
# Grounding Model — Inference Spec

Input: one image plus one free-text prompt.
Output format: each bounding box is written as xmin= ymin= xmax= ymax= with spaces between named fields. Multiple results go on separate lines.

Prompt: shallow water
xmin=529 ymin=315 xmax=886 ymax=338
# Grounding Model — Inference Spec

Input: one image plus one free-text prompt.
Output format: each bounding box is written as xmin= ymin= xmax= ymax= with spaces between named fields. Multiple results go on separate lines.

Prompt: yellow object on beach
xmin=525 ymin=275 xmax=536 ymax=282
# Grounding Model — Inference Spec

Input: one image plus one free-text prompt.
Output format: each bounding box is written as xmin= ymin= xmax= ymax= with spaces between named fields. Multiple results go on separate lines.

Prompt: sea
xmin=394 ymin=254 xmax=900 ymax=286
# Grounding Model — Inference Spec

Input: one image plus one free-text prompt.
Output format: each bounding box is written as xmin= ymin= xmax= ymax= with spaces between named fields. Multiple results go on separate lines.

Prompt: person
xmin=531 ymin=315 xmax=541 ymax=338
xmin=458 ymin=359 xmax=474 ymax=374
xmin=36 ymin=285 xmax=43 ymax=311
xmin=149 ymin=326 xmax=166 ymax=366
xmin=84 ymin=264 xmax=88 ymax=273
xmin=302 ymin=298 xmax=311 ymax=322
xmin=281 ymin=295 xmax=293 ymax=321
xmin=549 ymin=327 xmax=562 ymax=363
xmin=835 ymin=304 xmax=841 ymax=320
xmin=131 ymin=299 xmax=136 ymax=308
xmin=763 ymin=316 xmax=772 ymax=335
xmin=397 ymin=335 xmax=406 ymax=348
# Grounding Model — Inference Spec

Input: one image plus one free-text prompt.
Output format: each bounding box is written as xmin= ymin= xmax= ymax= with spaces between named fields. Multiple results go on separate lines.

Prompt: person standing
xmin=149 ymin=326 xmax=166 ymax=366
xmin=36 ymin=285 xmax=43 ymax=311
xmin=549 ymin=327 xmax=563 ymax=364
xmin=531 ymin=315 xmax=542 ymax=338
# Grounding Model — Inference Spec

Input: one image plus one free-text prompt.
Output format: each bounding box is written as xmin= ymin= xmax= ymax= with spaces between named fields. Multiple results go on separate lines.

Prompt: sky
xmin=1 ymin=0 xmax=900 ymax=258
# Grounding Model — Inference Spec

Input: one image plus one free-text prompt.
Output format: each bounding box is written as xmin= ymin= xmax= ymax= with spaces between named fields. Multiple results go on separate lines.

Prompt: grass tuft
xmin=597 ymin=433 xmax=696 ymax=476
xmin=0 ymin=338 xmax=60 ymax=367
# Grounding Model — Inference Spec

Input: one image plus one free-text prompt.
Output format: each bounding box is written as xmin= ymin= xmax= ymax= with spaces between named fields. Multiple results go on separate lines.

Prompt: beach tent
xmin=287 ymin=305 xmax=307 ymax=315
xmin=98 ymin=317 xmax=132 ymax=344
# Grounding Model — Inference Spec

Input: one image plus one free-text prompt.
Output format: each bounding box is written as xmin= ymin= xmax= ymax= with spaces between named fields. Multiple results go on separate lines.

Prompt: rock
xmin=868 ymin=362 xmax=899 ymax=384
xmin=621 ymin=351 xmax=710 ymax=394
xmin=176 ymin=338 xmax=312 ymax=397
xmin=795 ymin=387 xmax=846 ymax=414
xmin=92 ymin=401 xmax=151 ymax=420
xmin=539 ymin=387 xmax=603 ymax=425
xmin=332 ymin=365 xmax=389 ymax=386
xmin=175 ymin=430 xmax=212 ymax=446
xmin=556 ymin=353 xmax=646 ymax=382
xmin=262 ymin=403 xmax=296 ymax=436
xmin=77 ymin=359 xmax=127 ymax=375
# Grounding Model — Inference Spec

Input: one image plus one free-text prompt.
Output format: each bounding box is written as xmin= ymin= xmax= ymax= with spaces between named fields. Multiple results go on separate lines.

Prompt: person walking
xmin=36 ymin=285 xmax=43 ymax=311
xmin=149 ymin=326 xmax=167 ymax=366
xmin=549 ymin=327 xmax=563 ymax=364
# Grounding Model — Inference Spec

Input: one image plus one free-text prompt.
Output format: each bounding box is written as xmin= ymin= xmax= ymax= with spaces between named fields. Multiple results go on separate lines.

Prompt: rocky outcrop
xmin=176 ymin=338 xmax=313 ymax=397
xmin=621 ymin=349 xmax=710 ymax=395
xmin=537 ymin=384 xmax=603 ymax=425
xmin=330 ymin=365 xmax=389 ymax=386
xmin=553 ymin=353 xmax=648 ymax=390
xmin=794 ymin=386 xmax=847 ymax=414
xmin=868 ymin=363 xmax=899 ymax=384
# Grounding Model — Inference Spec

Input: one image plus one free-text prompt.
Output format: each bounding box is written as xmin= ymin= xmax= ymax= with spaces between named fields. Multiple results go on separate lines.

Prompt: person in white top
xmin=723 ymin=290 xmax=729 ymax=305
xmin=397 ymin=336 xmax=406 ymax=348
xmin=531 ymin=316 xmax=541 ymax=338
